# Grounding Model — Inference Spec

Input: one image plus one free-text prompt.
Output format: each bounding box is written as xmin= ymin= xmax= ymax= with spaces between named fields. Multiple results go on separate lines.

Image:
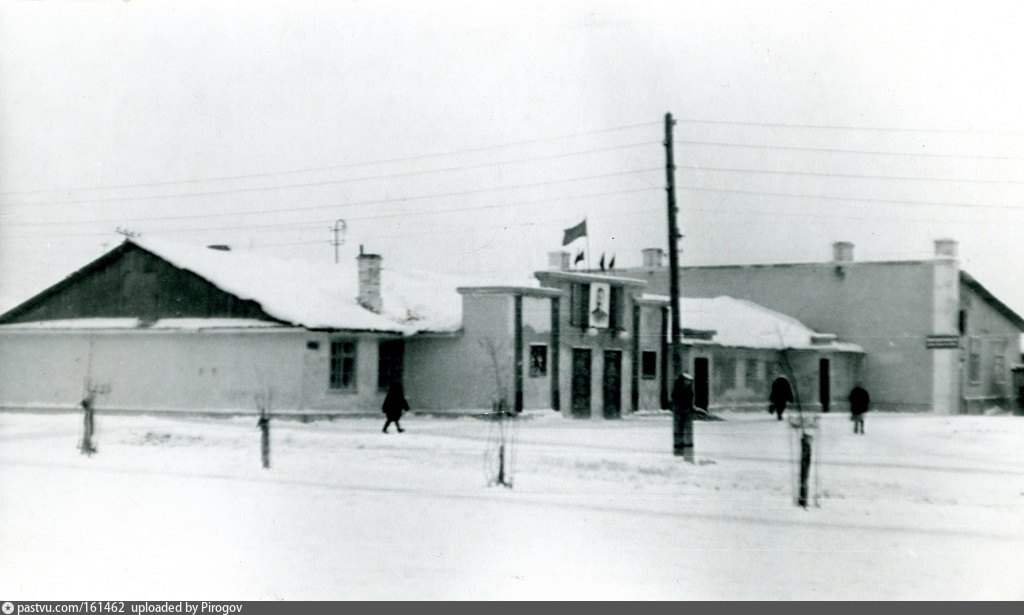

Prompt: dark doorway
xmin=603 ymin=350 xmax=622 ymax=419
xmin=378 ymin=340 xmax=405 ymax=391
xmin=694 ymin=357 xmax=710 ymax=410
xmin=819 ymin=358 xmax=831 ymax=413
xmin=571 ymin=348 xmax=592 ymax=418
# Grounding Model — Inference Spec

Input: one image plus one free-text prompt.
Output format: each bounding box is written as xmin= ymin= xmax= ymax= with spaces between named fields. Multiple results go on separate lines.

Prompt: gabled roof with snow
xmin=10 ymin=237 xmax=528 ymax=335
xmin=642 ymin=294 xmax=863 ymax=351
xmin=129 ymin=237 xmax=541 ymax=334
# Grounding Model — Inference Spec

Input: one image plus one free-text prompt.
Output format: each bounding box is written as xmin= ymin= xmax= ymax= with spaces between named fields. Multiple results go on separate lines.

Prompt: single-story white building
xmin=0 ymin=239 xmax=862 ymax=418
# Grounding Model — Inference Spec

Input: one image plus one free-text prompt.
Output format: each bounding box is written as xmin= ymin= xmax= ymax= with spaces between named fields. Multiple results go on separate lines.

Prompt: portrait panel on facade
xmin=589 ymin=282 xmax=610 ymax=329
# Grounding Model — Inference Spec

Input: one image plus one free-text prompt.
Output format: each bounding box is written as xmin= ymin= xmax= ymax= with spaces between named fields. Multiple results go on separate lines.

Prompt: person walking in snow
xmin=382 ymin=382 xmax=409 ymax=433
xmin=80 ymin=390 xmax=97 ymax=456
xmin=849 ymin=384 xmax=870 ymax=434
xmin=769 ymin=376 xmax=793 ymax=421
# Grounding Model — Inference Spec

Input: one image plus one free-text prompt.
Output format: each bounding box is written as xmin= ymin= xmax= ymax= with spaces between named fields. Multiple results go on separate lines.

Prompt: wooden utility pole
xmin=665 ymin=112 xmax=694 ymax=462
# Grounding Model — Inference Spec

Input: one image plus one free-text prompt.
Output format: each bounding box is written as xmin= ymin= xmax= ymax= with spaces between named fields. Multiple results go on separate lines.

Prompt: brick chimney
xmin=642 ymin=248 xmax=664 ymax=268
xmin=832 ymin=241 xmax=854 ymax=263
xmin=548 ymin=251 xmax=570 ymax=270
xmin=357 ymin=245 xmax=382 ymax=313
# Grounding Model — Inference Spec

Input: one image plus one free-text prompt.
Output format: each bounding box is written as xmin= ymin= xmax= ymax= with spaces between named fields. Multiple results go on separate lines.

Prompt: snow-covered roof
xmin=642 ymin=294 xmax=863 ymax=352
xmin=129 ymin=237 xmax=533 ymax=335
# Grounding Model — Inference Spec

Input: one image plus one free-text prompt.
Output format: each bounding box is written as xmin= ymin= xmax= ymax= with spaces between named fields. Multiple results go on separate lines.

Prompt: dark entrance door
xmin=602 ymin=350 xmax=622 ymax=419
xmin=571 ymin=348 xmax=592 ymax=418
xmin=819 ymin=358 xmax=831 ymax=413
xmin=378 ymin=340 xmax=405 ymax=390
xmin=693 ymin=357 xmax=710 ymax=410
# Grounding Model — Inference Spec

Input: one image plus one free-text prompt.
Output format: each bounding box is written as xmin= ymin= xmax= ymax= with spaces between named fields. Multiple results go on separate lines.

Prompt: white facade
xmin=0 ymin=323 xmax=397 ymax=414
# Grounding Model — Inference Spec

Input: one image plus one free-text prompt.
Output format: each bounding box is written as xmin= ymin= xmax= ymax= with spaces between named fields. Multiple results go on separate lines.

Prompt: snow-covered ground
xmin=1 ymin=409 xmax=1021 ymax=600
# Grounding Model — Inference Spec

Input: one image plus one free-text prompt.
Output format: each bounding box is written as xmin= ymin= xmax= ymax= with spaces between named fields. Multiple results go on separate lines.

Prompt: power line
xmin=238 ymin=204 xmax=674 ymax=249
xmin=675 ymin=138 xmax=1024 ymax=162
xmin=0 ymin=202 xmax=668 ymax=250
xmin=1 ymin=164 xmax=662 ymax=210
xmin=676 ymin=184 xmax=1024 ymax=213
xmin=680 ymin=202 xmax=1020 ymax=225
xmin=0 ymin=186 xmax=665 ymax=238
xmin=674 ymin=117 xmax=1024 ymax=136
xmin=0 ymin=122 xmax=660 ymax=197
xmin=678 ymin=164 xmax=1024 ymax=186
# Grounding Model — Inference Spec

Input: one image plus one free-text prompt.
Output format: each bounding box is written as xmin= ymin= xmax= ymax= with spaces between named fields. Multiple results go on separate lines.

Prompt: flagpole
xmin=585 ymin=217 xmax=591 ymax=271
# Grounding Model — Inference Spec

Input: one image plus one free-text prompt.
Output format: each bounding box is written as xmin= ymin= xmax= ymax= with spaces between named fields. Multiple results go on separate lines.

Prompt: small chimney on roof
xmin=934 ymin=238 xmax=958 ymax=259
xmin=548 ymin=251 xmax=570 ymax=271
xmin=357 ymin=245 xmax=383 ymax=313
xmin=832 ymin=241 xmax=854 ymax=263
xmin=642 ymin=248 xmax=664 ymax=268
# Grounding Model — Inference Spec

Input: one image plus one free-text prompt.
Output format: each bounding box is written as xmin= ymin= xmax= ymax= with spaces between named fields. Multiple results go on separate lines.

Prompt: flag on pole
xmin=599 ymin=253 xmax=606 ymax=271
xmin=608 ymin=255 xmax=616 ymax=270
xmin=574 ymin=249 xmax=585 ymax=266
xmin=562 ymin=219 xmax=587 ymax=246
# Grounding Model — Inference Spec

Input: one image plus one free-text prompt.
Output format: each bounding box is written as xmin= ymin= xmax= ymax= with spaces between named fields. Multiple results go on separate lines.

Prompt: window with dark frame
xmin=329 ymin=339 xmax=357 ymax=390
xmin=715 ymin=357 xmax=737 ymax=392
xmin=609 ymin=286 xmax=622 ymax=330
xmin=570 ymin=283 xmax=590 ymax=327
xmin=968 ymin=336 xmax=982 ymax=385
xmin=744 ymin=358 xmax=761 ymax=390
xmin=529 ymin=344 xmax=548 ymax=377
xmin=641 ymin=351 xmax=657 ymax=379
xmin=993 ymin=338 xmax=1008 ymax=384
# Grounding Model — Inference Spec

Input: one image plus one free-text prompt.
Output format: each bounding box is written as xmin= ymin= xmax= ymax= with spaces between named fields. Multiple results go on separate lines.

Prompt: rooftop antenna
xmin=332 ymin=219 xmax=347 ymax=263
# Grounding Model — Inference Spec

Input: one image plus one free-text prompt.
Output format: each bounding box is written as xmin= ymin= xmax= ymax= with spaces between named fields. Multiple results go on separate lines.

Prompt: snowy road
xmin=1 ymin=411 xmax=1021 ymax=600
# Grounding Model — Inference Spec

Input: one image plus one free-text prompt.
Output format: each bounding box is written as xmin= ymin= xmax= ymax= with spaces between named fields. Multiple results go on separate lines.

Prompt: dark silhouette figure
xmin=382 ymin=383 xmax=409 ymax=433
xmin=257 ymin=411 xmax=271 ymax=469
xmin=671 ymin=373 xmax=694 ymax=458
xmin=849 ymin=385 xmax=870 ymax=435
xmin=80 ymin=390 xmax=97 ymax=456
xmin=769 ymin=376 xmax=794 ymax=421
xmin=672 ymin=373 xmax=694 ymax=415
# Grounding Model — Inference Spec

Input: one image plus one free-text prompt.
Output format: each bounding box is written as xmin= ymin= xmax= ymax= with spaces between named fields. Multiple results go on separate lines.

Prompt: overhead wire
xmin=0 ymin=186 xmax=665 ymax=237
xmin=673 ymin=116 xmax=1024 ymax=136
xmin=676 ymin=184 xmax=1024 ymax=212
xmin=677 ymin=164 xmax=1024 ymax=186
xmin=674 ymin=138 xmax=1024 ymax=161
xmin=8 ymin=115 xmax=1024 ymax=256
xmin=0 ymin=121 xmax=661 ymax=197
xmin=0 ymin=164 xmax=663 ymax=209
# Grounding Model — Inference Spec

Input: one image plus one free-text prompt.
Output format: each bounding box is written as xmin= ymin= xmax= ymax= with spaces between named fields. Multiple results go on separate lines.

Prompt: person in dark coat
xmin=80 ymin=390 xmax=97 ymax=456
xmin=382 ymin=383 xmax=409 ymax=433
xmin=671 ymin=372 xmax=695 ymax=458
xmin=769 ymin=376 xmax=794 ymax=421
xmin=849 ymin=385 xmax=870 ymax=434
xmin=672 ymin=373 xmax=694 ymax=416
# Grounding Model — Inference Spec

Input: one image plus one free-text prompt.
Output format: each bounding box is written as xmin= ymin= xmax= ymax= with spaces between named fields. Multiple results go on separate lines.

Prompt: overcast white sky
xmin=3 ymin=0 xmax=1024 ymax=316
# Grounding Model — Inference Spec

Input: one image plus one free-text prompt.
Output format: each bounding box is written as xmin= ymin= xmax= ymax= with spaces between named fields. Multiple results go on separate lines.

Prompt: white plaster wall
xmin=0 ymin=329 xmax=392 ymax=414
xmin=404 ymin=293 xmax=514 ymax=412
